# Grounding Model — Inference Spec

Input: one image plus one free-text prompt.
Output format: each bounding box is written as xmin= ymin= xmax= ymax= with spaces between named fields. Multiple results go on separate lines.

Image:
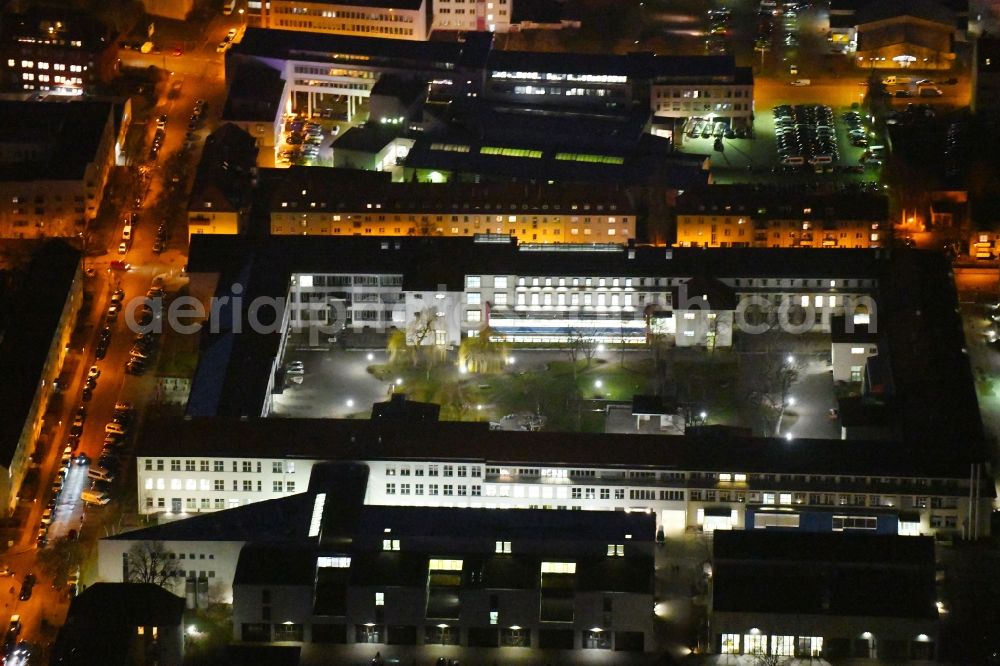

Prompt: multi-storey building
xmin=189 ymin=235 xmax=879 ymax=359
xmin=187 ymin=124 xmax=261 ymax=238
xmin=107 ymin=463 xmax=657 ymax=654
xmin=674 ymin=186 xmax=889 ymax=248
xmin=133 ymin=417 xmax=994 ymax=541
xmin=225 ymin=29 xmax=752 ymax=154
xmin=711 ymin=531 xmax=939 ymax=659
xmin=0 ymin=240 xmax=82 ymax=514
xmin=0 ymin=100 xmax=125 ymax=237
xmin=433 ymin=0 xmax=512 ymax=32
xmin=0 ymin=8 xmax=118 ymax=95
xmin=260 ymin=0 xmax=432 ymax=40
xmin=268 ymin=173 xmax=635 ymax=241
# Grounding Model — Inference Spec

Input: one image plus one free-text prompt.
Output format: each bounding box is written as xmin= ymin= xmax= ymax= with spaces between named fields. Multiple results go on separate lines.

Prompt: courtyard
xmin=268 ymin=332 xmax=842 ymax=439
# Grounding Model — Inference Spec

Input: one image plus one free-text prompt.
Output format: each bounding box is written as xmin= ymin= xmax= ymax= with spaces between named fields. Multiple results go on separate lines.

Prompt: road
xmin=0 ymin=12 xmax=234 ymax=659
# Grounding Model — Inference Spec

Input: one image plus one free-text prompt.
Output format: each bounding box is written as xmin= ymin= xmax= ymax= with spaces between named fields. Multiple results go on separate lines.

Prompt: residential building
xmin=674 ymin=186 xmax=889 ymax=248
xmin=267 ymin=172 xmax=636 ymax=242
xmin=133 ymin=416 xmax=993 ymax=541
xmin=711 ymin=531 xmax=938 ymax=659
xmin=187 ymin=124 xmax=260 ymax=238
xmin=260 ymin=0 xmax=433 ymax=40
xmin=0 ymin=8 xmax=118 ymax=95
xmin=972 ymin=35 xmax=1000 ymax=115
xmin=0 ymin=240 xmax=82 ymax=514
xmin=0 ymin=100 xmax=126 ymax=237
xmin=140 ymin=0 xmax=195 ymax=21
xmin=51 ymin=583 xmax=186 ymax=665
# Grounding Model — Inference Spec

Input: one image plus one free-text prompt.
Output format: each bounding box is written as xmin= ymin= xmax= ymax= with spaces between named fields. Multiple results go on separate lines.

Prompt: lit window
xmin=382 ymin=539 xmax=400 ymax=551
xmin=375 ymin=592 xmax=384 ymax=606
xmin=317 ymin=556 xmax=351 ymax=568
xmin=467 ymin=292 xmax=481 ymax=305
xmin=719 ymin=473 xmax=732 ymax=482
xmin=541 ymin=562 xmax=576 ymax=574
xmin=429 ymin=559 xmax=463 ymax=571
xmin=467 ymin=310 xmax=482 ymax=322
xmin=495 ymin=541 xmax=511 ymax=554
xmin=851 ymin=347 xmax=865 ymax=354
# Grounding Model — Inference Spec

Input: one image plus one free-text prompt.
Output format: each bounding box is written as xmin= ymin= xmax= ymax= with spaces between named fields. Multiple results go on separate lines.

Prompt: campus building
xmin=0 ymin=240 xmax=83 ymax=514
xmin=224 ymin=29 xmax=752 ymax=158
xmin=0 ymin=7 xmax=118 ymax=95
xmin=105 ymin=463 xmax=656 ymax=655
xmin=711 ymin=531 xmax=938 ymax=659
xmin=133 ymin=416 xmax=993 ymax=541
xmin=673 ymin=186 xmax=889 ymax=249
xmin=267 ymin=172 xmax=636 ymax=242
xmin=186 ymin=237 xmax=882 ymax=384
xmin=0 ymin=100 xmax=127 ymax=238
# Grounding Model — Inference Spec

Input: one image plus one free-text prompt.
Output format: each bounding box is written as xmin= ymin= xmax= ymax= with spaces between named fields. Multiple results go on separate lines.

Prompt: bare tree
xmin=126 ymin=541 xmax=183 ymax=589
xmin=751 ymin=648 xmax=785 ymax=666
xmin=746 ymin=353 xmax=803 ymax=436
xmin=565 ymin=329 xmax=598 ymax=378
xmin=36 ymin=537 xmax=83 ymax=588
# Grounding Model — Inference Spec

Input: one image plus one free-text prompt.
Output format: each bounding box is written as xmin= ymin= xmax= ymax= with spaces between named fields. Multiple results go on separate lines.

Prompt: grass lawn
xmin=369 ymin=355 xmax=659 ymax=432
xmin=671 ymin=357 xmax=740 ymax=425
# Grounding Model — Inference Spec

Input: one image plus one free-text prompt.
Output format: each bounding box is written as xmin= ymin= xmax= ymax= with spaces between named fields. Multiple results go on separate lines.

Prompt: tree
xmin=746 ymin=353 xmax=803 ymax=436
xmin=565 ymin=329 xmax=598 ymax=378
xmin=386 ymin=328 xmax=409 ymax=366
xmin=126 ymin=541 xmax=183 ymax=589
xmin=458 ymin=326 xmax=508 ymax=374
xmin=36 ymin=537 xmax=83 ymax=589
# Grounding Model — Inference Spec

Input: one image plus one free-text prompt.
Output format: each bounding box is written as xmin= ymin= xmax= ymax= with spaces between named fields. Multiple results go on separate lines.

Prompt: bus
xmin=223 ymin=0 xmax=236 ymax=15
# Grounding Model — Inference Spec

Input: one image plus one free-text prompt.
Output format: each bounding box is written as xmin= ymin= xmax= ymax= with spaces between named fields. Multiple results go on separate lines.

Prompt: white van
xmin=88 ymin=467 xmax=115 ymax=482
xmin=882 ymin=76 xmax=912 ymax=86
xmin=781 ymin=155 xmax=805 ymax=165
xmin=809 ymin=155 xmax=833 ymax=165
xmin=81 ymin=489 xmax=110 ymax=505
xmin=122 ymin=224 xmax=132 ymax=241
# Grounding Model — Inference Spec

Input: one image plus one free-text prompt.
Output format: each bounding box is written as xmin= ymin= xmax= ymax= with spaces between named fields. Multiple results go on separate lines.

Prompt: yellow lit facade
xmin=675 ymin=214 xmax=883 ymax=249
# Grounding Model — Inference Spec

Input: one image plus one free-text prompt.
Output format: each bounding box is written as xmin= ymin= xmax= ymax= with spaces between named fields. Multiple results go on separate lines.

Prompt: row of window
xmin=386 ymin=464 xmax=480 ymax=477
xmin=385 ymin=483 xmax=482 ymax=496
xmin=275 ymin=19 xmax=417 ymax=35
xmin=145 ymin=478 xmax=298 ymax=493
xmin=144 ymin=459 xmax=296 ymax=473
xmin=653 ymin=88 xmax=750 ymax=99
xmin=10 ymin=59 xmax=85 ymax=72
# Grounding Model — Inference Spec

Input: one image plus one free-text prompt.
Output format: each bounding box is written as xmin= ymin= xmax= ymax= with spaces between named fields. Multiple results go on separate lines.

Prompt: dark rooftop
xmin=675 ymin=184 xmax=889 ymax=221
xmin=189 ymin=123 xmax=259 ymax=214
xmin=52 ymin=583 xmax=184 ymax=665
xmin=0 ymin=240 xmax=80 ymax=468
xmin=855 ymin=0 xmax=954 ymax=25
xmin=0 ymin=101 xmax=115 ymax=181
xmin=137 ymin=416 xmax=987 ymax=480
xmin=713 ymin=531 xmax=937 ymax=619
xmin=268 ymin=168 xmax=635 ymax=215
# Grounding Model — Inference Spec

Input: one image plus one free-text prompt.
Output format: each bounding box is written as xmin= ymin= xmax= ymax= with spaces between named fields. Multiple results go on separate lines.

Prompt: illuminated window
xmin=429 ymin=559 xmax=463 ymax=571
xmin=540 ymin=562 xmax=576 ymax=574
xmin=495 ymin=541 xmax=511 ymax=554
xmin=382 ymin=539 xmax=400 ymax=551
xmin=317 ymin=556 xmax=351 ymax=568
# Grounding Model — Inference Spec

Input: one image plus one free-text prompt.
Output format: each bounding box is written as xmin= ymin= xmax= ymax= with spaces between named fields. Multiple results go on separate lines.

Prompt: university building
xmin=132 ymin=417 xmax=992 ymax=542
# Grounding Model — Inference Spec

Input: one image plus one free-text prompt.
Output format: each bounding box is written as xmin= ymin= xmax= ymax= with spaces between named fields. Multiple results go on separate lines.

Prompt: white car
xmin=217 ymin=42 xmax=228 ymax=53
xmin=88 ymin=365 xmax=100 ymax=379
xmin=118 ymin=241 xmax=128 ymax=255
xmin=227 ymin=28 xmax=237 ymax=40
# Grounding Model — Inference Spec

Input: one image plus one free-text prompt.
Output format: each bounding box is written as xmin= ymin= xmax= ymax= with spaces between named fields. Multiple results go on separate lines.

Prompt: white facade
xmin=138 ymin=456 xmax=313 ymax=514
xmin=651 ymin=81 xmax=755 ymax=127
xmin=134 ymin=456 xmax=990 ymax=540
xmin=262 ymin=0 xmax=431 ymax=40
xmin=433 ymin=0 xmax=511 ymax=32
xmin=832 ymin=340 xmax=879 ymax=383
xmin=97 ymin=538 xmax=245 ymax=605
